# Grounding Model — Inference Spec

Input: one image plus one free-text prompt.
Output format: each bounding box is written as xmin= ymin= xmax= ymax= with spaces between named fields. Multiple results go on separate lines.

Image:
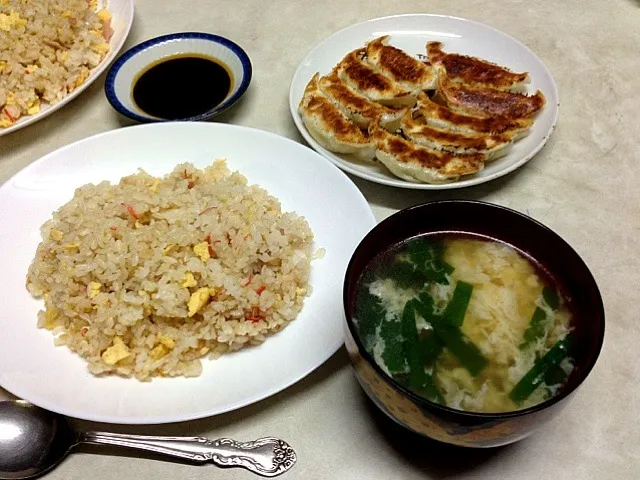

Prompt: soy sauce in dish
xmin=132 ymin=54 xmax=233 ymax=120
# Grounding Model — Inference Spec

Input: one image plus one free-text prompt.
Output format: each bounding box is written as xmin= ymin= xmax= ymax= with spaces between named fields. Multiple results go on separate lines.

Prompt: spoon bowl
xmin=0 ymin=401 xmax=78 ymax=479
xmin=0 ymin=400 xmax=296 ymax=479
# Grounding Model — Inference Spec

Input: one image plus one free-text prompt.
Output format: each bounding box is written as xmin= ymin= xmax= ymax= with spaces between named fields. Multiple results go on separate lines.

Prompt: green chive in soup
xmin=353 ymin=234 xmax=575 ymax=413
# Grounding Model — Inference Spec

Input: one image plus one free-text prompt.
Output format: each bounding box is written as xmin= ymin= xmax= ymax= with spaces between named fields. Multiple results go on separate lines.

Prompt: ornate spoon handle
xmin=82 ymin=432 xmax=296 ymax=477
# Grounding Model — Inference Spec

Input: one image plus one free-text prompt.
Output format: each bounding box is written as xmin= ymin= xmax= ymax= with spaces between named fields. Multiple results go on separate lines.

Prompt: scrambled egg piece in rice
xmin=193 ymin=242 xmax=211 ymax=262
xmin=181 ymin=272 xmax=198 ymax=288
xmin=0 ymin=10 xmax=27 ymax=31
xmin=101 ymin=337 xmax=131 ymax=365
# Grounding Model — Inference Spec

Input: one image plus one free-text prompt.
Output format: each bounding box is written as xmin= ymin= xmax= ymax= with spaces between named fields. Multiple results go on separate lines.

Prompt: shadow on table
xmin=72 ymin=346 xmax=516 ymax=476
xmin=283 ymin=111 xmax=555 ymax=219
xmin=348 ymin=164 xmax=530 ymax=217
xmin=358 ymin=389 xmax=514 ymax=477
xmin=72 ymin=346 xmax=350 ymax=462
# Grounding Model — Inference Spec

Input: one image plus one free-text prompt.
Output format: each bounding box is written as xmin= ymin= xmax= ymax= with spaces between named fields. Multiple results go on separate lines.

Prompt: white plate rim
xmin=0 ymin=122 xmax=376 ymax=424
xmin=0 ymin=0 xmax=135 ymax=137
xmin=289 ymin=13 xmax=560 ymax=190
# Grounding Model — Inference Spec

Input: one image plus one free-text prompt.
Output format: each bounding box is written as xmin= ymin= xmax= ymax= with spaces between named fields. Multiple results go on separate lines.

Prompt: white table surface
xmin=1 ymin=0 xmax=639 ymax=478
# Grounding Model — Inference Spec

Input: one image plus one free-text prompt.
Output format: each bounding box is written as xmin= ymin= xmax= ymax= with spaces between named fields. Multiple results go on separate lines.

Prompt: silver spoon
xmin=0 ymin=400 xmax=296 ymax=479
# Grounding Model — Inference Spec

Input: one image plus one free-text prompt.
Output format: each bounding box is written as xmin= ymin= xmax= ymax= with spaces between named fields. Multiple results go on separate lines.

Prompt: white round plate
xmin=0 ymin=123 xmax=376 ymax=424
xmin=289 ymin=14 xmax=560 ymax=190
xmin=0 ymin=0 xmax=134 ymax=137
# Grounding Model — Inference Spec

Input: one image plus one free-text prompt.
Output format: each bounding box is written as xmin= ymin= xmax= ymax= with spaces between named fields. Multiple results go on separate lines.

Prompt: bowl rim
xmin=343 ymin=199 xmax=606 ymax=420
xmin=104 ymin=31 xmax=253 ymax=123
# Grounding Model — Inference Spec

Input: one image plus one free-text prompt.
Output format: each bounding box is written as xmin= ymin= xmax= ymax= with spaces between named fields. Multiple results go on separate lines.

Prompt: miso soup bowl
xmin=343 ymin=200 xmax=605 ymax=448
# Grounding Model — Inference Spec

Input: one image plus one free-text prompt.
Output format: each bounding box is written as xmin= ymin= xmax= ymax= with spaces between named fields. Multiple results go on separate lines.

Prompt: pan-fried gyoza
xmin=369 ymin=118 xmax=485 ymax=183
xmin=400 ymin=111 xmax=513 ymax=161
xmin=299 ymin=74 xmax=374 ymax=159
xmin=436 ymin=75 xmax=546 ymax=120
xmin=318 ymin=72 xmax=406 ymax=130
xmin=337 ymin=49 xmax=417 ymax=107
xmin=426 ymin=42 xmax=529 ymax=92
xmin=299 ymin=38 xmax=546 ymax=184
xmin=365 ymin=36 xmax=437 ymax=92
xmin=415 ymin=94 xmax=532 ymax=139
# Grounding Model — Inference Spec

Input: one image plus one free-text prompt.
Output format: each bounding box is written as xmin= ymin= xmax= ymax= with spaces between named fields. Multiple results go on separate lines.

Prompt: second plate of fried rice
xmin=0 ymin=122 xmax=376 ymax=423
xmin=0 ymin=0 xmax=134 ymax=136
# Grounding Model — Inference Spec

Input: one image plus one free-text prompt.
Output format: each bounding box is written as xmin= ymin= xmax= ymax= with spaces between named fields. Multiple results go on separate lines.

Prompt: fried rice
xmin=26 ymin=161 xmax=316 ymax=381
xmin=0 ymin=0 xmax=113 ymax=128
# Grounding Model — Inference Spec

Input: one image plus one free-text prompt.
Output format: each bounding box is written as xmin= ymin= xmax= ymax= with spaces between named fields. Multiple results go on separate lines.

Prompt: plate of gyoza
xmin=289 ymin=14 xmax=559 ymax=189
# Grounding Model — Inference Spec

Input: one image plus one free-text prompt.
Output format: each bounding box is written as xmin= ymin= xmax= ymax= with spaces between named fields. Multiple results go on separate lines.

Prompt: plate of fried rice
xmin=0 ymin=122 xmax=376 ymax=423
xmin=0 ymin=0 xmax=134 ymax=135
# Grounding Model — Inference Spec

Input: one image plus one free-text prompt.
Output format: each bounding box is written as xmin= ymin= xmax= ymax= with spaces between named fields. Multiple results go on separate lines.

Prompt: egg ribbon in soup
xmin=353 ymin=235 xmax=575 ymax=414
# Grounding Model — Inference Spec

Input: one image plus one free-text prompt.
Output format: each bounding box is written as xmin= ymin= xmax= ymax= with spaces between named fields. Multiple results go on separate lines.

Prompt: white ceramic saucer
xmin=105 ymin=32 xmax=252 ymax=122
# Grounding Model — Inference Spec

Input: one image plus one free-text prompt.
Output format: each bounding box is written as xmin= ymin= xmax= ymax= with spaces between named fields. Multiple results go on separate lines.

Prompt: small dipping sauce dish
xmin=105 ymin=32 xmax=252 ymax=122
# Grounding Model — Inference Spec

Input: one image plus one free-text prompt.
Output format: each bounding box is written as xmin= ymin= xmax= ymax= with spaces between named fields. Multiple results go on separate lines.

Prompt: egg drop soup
xmin=353 ymin=234 xmax=575 ymax=413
